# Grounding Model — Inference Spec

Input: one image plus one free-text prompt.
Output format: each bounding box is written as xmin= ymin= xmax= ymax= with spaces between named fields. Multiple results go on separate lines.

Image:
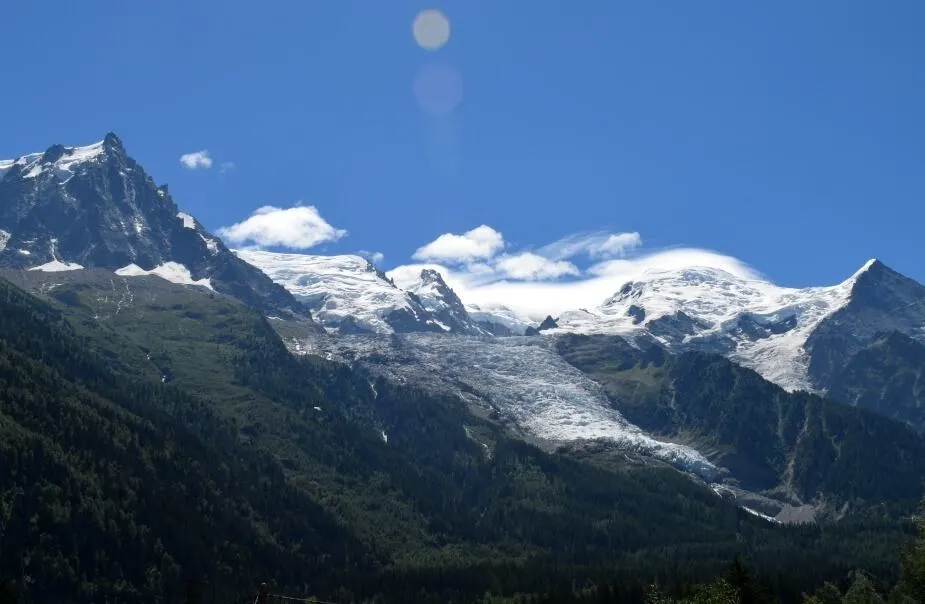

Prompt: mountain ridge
xmin=236 ymin=250 xmax=486 ymax=334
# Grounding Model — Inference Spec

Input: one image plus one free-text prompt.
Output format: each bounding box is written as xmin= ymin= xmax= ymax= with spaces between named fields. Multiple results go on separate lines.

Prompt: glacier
xmin=291 ymin=332 xmax=719 ymax=480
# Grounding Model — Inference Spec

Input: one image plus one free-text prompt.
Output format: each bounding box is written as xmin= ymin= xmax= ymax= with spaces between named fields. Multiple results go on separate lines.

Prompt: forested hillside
xmin=0 ymin=274 xmax=919 ymax=603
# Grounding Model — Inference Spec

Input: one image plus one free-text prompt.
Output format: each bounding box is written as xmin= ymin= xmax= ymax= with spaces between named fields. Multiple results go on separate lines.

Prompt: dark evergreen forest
xmin=0 ymin=275 xmax=921 ymax=603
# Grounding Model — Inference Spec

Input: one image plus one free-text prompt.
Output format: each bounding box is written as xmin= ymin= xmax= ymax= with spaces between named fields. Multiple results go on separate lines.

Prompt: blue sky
xmin=2 ymin=1 xmax=924 ymax=300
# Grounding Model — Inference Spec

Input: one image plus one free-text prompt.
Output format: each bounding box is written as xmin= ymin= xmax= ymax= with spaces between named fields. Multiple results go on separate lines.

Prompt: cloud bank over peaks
xmin=217 ymin=205 xmax=347 ymax=250
xmin=539 ymin=231 xmax=642 ymax=260
xmin=389 ymin=225 xmax=760 ymax=320
xmin=495 ymin=252 xmax=579 ymax=280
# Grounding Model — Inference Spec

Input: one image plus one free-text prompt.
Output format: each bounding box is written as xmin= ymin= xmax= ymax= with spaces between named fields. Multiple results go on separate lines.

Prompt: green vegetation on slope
xmin=0 ymin=273 xmax=919 ymax=602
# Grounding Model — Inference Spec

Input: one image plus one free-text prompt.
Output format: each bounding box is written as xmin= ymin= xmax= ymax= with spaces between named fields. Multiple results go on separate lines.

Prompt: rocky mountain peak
xmin=419 ymin=268 xmax=443 ymax=284
xmin=848 ymin=259 xmax=902 ymax=298
xmin=405 ymin=269 xmax=486 ymax=335
xmin=41 ymin=144 xmax=68 ymax=164
xmin=805 ymin=259 xmax=925 ymax=388
xmin=103 ymin=131 xmax=124 ymax=150
xmin=0 ymin=135 xmax=310 ymax=319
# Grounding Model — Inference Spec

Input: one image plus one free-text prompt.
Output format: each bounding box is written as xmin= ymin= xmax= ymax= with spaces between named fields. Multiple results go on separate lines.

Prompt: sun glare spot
xmin=413 ymin=10 xmax=450 ymax=51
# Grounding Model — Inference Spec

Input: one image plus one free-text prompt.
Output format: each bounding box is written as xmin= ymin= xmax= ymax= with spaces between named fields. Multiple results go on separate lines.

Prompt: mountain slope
xmin=556 ymin=333 xmax=925 ymax=520
xmin=805 ymin=260 xmax=925 ymax=390
xmin=0 ymin=134 xmax=308 ymax=318
xmin=0 ymin=275 xmax=370 ymax=604
xmin=6 ymin=269 xmax=915 ymax=602
xmin=825 ymin=331 xmax=925 ymax=431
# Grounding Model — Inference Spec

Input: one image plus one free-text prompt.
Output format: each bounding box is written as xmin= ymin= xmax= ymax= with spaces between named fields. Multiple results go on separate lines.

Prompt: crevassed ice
xmin=300 ymin=333 xmax=718 ymax=479
xmin=116 ymin=262 xmax=213 ymax=290
xmin=0 ymin=230 xmax=10 ymax=252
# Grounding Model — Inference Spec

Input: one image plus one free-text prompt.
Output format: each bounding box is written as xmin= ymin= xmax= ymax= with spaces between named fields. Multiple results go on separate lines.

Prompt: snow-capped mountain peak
xmin=404 ymin=269 xmax=488 ymax=335
xmin=553 ymin=260 xmax=888 ymax=392
xmin=236 ymin=252 xmax=489 ymax=335
xmin=0 ymin=133 xmax=124 ymax=185
xmin=236 ymin=250 xmax=444 ymax=334
xmin=804 ymin=258 xmax=925 ymax=388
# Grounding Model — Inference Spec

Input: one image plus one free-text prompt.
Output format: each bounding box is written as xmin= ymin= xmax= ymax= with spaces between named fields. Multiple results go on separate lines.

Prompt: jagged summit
xmin=0 ymin=139 xmax=107 ymax=183
xmin=0 ymin=135 xmax=309 ymax=318
xmin=404 ymin=268 xmax=487 ymax=335
xmin=804 ymin=258 xmax=925 ymax=387
xmin=103 ymin=131 xmax=123 ymax=148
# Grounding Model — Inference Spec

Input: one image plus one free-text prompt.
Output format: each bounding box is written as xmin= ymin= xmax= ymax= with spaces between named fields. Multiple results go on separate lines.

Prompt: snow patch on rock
xmin=28 ymin=259 xmax=85 ymax=272
xmin=177 ymin=212 xmax=196 ymax=230
xmin=1 ymin=141 xmax=106 ymax=182
xmin=116 ymin=262 xmax=213 ymax=290
xmin=200 ymin=234 xmax=220 ymax=254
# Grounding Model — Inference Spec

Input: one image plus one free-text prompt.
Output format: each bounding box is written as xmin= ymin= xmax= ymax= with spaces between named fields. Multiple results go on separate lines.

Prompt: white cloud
xmin=412 ymin=225 xmax=504 ymax=263
xmin=217 ymin=205 xmax=347 ymax=249
xmin=179 ymin=150 xmax=213 ymax=170
xmin=358 ymin=250 xmax=385 ymax=265
xmin=495 ymin=252 xmax=579 ymax=280
xmin=540 ymin=231 xmax=642 ymax=260
xmin=219 ymin=161 xmax=236 ymax=174
xmin=387 ymin=248 xmax=760 ymax=321
xmin=586 ymin=248 xmax=758 ymax=279
xmin=591 ymin=232 xmax=643 ymax=258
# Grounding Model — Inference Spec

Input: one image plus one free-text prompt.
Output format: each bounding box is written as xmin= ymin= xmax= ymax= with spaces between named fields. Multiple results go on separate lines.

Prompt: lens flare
xmin=413 ymin=10 xmax=450 ymax=51
xmin=413 ymin=62 xmax=462 ymax=115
